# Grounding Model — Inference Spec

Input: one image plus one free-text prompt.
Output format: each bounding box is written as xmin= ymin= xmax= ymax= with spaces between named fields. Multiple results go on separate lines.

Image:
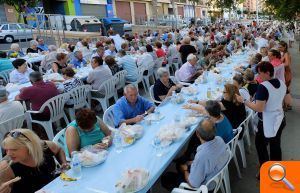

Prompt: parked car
xmin=0 ymin=23 xmax=34 ymax=43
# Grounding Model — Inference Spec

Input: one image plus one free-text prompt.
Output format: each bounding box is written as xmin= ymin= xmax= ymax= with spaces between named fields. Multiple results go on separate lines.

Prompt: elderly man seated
xmin=137 ymin=46 xmax=154 ymax=68
xmin=176 ymin=54 xmax=202 ymax=83
xmin=71 ymin=50 xmax=87 ymax=68
xmin=37 ymin=37 xmax=49 ymax=52
xmin=0 ymin=87 xmax=24 ymax=123
xmin=162 ymin=118 xmax=230 ymax=191
xmin=113 ymin=84 xmax=155 ymax=127
xmin=40 ymin=45 xmax=57 ymax=71
xmin=15 ymin=72 xmax=59 ymax=120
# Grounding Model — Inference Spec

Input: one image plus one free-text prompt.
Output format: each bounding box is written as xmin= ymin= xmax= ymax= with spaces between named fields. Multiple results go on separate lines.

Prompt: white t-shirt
xmin=0 ymin=101 xmax=24 ymax=123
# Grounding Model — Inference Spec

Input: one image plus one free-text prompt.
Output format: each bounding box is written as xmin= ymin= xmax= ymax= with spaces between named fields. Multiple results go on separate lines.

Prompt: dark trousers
xmin=255 ymin=117 xmax=286 ymax=166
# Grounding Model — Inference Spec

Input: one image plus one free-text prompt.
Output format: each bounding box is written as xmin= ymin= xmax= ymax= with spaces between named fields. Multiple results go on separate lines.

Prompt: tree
xmin=0 ymin=0 xmax=39 ymax=13
xmin=264 ymin=0 xmax=300 ymax=21
xmin=243 ymin=10 xmax=249 ymax=14
xmin=237 ymin=10 xmax=242 ymax=15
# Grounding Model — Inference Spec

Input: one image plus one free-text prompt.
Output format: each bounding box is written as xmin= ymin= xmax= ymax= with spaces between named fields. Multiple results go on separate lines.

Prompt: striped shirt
xmin=117 ymin=55 xmax=138 ymax=82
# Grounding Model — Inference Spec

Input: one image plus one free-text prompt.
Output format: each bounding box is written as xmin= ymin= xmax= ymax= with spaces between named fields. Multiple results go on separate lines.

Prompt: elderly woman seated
xmin=51 ymin=53 xmax=68 ymax=74
xmin=61 ymin=67 xmax=83 ymax=93
xmin=0 ymin=129 xmax=68 ymax=193
xmin=26 ymin=40 xmax=40 ymax=54
xmin=7 ymin=43 xmax=25 ymax=58
xmin=153 ymin=67 xmax=182 ymax=102
xmin=65 ymin=108 xmax=112 ymax=157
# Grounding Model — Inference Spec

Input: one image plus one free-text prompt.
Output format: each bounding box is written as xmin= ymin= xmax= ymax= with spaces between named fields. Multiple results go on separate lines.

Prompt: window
xmin=9 ymin=24 xmax=20 ymax=30
xmin=1 ymin=24 xmax=8 ymax=30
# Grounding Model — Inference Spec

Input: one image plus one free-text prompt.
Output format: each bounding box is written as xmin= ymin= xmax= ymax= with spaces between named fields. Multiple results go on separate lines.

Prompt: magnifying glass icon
xmin=268 ymin=163 xmax=295 ymax=191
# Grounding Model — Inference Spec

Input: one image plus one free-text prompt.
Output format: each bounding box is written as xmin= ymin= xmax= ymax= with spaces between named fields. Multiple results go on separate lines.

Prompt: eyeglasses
xmin=9 ymin=131 xmax=31 ymax=142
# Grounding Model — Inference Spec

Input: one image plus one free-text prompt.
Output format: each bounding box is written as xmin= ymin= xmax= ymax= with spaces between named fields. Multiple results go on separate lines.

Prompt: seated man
xmin=40 ymin=45 xmax=57 ymax=71
xmin=113 ymin=84 xmax=155 ymax=127
xmin=70 ymin=50 xmax=87 ymax=69
xmin=179 ymin=118 xmax=229 ymax=189
xmin=136 ymin=46 xmax=154 ymax=68
xmin=15 ymin=72 xmax=59 ymax=120
xmin=176 ymin=54 xmax=202 ymax=83
xmin=37 ymin=37 xmax=49 ymax=52
xmin=205 ymin=100 xmax=233 ymax=143
xmin=104 ymin=44 xmax=117 ymax=57
xmin=87 ymin=56 xmax=113 ymax=97
xmin=9 ymin=59 xmax=34 ymax=84
xmin=117 ymin=50 xmax=138 ymax=82
xmin=0 ymin=87 xmax=24 ymax=123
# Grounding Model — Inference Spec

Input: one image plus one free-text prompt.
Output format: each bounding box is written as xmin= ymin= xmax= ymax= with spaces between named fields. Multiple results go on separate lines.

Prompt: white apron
xmin=261 ymin=79 xmax=286 ymax=138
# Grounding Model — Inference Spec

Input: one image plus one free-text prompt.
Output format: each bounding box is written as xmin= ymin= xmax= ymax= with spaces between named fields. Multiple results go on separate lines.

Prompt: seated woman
xmin=7 ymin=43 xmax=25 ymax=58
xmin=155 ymin=41 xmax=166 ymax=65
xmin=9 ymin=59 xmax=34 ymax=84
xmin=65 ymin=108 xmax=112 ymax=157
xmin=0 ymin=51 xmax=13 ymax=72
xmin=51 ymin=53 xmax=68 ymax=74
xmin=153 ymin=67 xmax=182 ymax=102
xmin=243 ymin=68 xmax=258 ymax=100
xmin=146 ymin=44 xmax=157 ymax=61
xmin=105 ymin=55 xmax=120 ymax=75
xmin=26 ymin=40 xmax=40 ymax=54
xmin=61 ymin=67 xmax=83 ymax=93
xmin=0 ymin=129 xmax=68 ymax=193
xmin=233 ymin=73 xmax=250 ymax=101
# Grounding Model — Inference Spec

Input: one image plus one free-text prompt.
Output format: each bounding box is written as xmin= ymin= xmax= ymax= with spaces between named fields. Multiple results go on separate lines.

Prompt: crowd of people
xmin=0 ymin=19 xmax=296 ymax=193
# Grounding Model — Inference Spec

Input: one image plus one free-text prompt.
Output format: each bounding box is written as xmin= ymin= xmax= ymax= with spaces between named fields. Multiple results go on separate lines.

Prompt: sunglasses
xmin=9 ymin=131 xmax=31 ymax=142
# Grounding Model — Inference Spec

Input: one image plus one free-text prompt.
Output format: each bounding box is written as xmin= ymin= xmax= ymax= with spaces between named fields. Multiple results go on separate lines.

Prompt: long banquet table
xmin=40 ymin=50 xmax=253 ymax=193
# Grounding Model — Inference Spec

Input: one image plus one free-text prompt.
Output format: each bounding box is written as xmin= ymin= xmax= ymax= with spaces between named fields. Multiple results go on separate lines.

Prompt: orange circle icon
xmin=269 ymin=164 xmax=285 ymax=181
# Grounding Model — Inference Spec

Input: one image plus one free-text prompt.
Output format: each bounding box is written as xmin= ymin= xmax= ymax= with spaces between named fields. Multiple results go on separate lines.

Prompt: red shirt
xmin=19 ymin=81 xmax=59 ymax=115
xmin=156 ymin=48 xmax=167 ymax=65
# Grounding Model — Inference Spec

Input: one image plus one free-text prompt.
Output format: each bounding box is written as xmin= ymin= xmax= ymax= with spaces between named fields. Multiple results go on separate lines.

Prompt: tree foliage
xmin=206 ymin=0 xmax=235 ymax=11
xmin=264 ymin=0 xmax=300 ymax=21
xmin=0 ymin=0 xmax=39 ymax=13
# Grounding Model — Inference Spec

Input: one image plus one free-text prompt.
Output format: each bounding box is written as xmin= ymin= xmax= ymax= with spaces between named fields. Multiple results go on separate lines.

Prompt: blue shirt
xmin=0 ymin=58 xmax=13 ymax=72
xmin=113 ymin=96 xmax=154 ymax=127
xmin=117 ymin=55 xmax=138 ymax=82
xmin=71 ymin=58 xmax=87 ymax=68
xmin=37 ymin=44 xmax=49 ymax=51
xmin=215 ymin=115 xmax=234 ymax=143
xmin=189 ymin=136 xmax=229 ymax=189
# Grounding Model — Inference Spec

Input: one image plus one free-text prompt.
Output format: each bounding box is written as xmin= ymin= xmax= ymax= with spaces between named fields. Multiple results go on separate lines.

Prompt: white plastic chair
xmin=149 ymin=85 xmax=161 ymax=104
xmin=126 ymin=66 xmax=148 ymax=94
xmin=143 ymin=61 xmax=155 ymax=91
xmin=65 ymin=85 xmax=91 ymax=121
xmin=171 ymin=185 xmax=208 ymax=193
xmin=173 ymin=149 xmax=232 ymax=193
xmin=0 ymin=69 xmax=13 ymax=84
xmin=227 ymin=127 xmax=243 ymax=179
xmin=153 ymin=57 xmax=164 ymax=79
xmin=91 ymin=77 xmax=118 ymax=112
xmin=102 ymin=105 xmax=116 ymax=131
xmin=52 ymin=128 xmax=70 ymax=161
xmin=0 ymin=114 xmax=25 ymax=159
xmin=25 ymin=93 xmax=70 ymax=140
xmin=174 ymin=70 xmax=192 ymax=86
xmin=114 ymin=70 xmax=127 ymax=92
xmin=235 ymin=109 xmax=253 ymax=169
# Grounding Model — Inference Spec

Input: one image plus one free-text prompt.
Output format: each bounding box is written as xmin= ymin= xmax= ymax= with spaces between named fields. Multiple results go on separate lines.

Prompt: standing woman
xmin=278 ymin=41 xmax=292 ymax=110
xmin=236 ymin=62 xmax=286 ymax=177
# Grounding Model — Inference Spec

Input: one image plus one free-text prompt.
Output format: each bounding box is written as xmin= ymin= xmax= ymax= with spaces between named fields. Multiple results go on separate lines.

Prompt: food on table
xmin=181 ymin=86 xmax=198 ymax=95
xmin=156 ymin=125 xmax=185 ymax=145
xmin=115 ymin=169 xmax=149 ymax=193
xmin=120 ymin=124 xmax=144 ymax=140
xmin=60 ymin=172 xmax=77 ymax=181
xmin=78 ymin=149 xmax=108 ymax=167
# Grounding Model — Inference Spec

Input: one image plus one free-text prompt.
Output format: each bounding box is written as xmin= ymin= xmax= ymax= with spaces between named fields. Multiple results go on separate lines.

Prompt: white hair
xmin=157 ymin=67 xmax=169 ymax=78
xmin=187 ymin=54 xmax=197 ymax=61
xmin=10 ymin=43 xmax=20 ymax=50
xmin=124 ymin=84 xmax=138 ymax=94
xmin=30 ymin=40 xmax=38 ymax=47
xmin=48 ymin=45 xmax=57 ymax=52
xmin=183 ymin=36 xmax=191 ymax=44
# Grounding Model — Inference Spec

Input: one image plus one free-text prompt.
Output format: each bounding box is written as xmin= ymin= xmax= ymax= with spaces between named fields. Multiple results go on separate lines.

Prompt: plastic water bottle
xmin=71 ymin=151 xmax=82 ymax=179
xmin=113 ymin=131 xmax=123 ymax=153
xmin=171 ymin=90 xmax=176 ymax=104
xmin=154 ymin=137 xmax=163 ymax=157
